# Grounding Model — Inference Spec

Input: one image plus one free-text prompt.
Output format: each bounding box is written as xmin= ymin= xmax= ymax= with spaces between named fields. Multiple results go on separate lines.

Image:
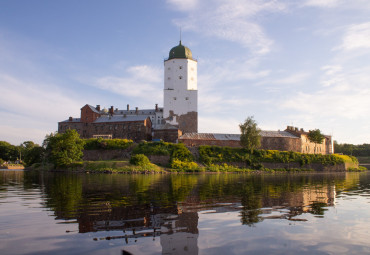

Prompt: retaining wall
xmin=83 ymin=149 xmax=132 ymax=161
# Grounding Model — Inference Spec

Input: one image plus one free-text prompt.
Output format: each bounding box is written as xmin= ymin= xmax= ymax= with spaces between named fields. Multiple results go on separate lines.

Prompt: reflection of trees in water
xmin=309 ymin=202 xmax=328 ymax=215
xmin=240 ymin=187 xmax=263 ymax=226
xmin=23 ymin=172 xmax=353 ymax=230
xmin=45 ymin=174 xmax=83 ymax=219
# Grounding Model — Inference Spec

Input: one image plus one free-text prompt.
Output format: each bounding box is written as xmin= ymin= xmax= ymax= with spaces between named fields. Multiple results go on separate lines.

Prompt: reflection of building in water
xmin=301 ymin=185 xmax=335 ymax=211
xmin=160 ymin=212 xmax=199 ymax=255
xmin=55 ymin=182 xmax=337 ymax=254
xmin=74 ymin=202 xmax=199 ymax=255
xmin=260 ymin=184 xmax=336 ymax=217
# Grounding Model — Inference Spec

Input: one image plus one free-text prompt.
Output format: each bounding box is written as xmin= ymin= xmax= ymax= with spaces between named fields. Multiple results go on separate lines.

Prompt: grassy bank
xmin=31 ymin=141 xmax=365 ymax=173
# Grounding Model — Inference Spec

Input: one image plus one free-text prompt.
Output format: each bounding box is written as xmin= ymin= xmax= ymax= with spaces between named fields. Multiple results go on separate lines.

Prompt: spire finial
xmin=179 ymin=28 xmax=182 ymax=45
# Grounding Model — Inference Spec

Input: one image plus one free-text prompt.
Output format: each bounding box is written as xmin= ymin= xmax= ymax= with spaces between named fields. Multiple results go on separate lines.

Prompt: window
xmin=179 ymin=76 xmax=182 ymax=79
xmin=168 ymin=77 xmax=170 ymax=80
xmin=173 ymin=97 xmax=177 ymax=100
xmin=185 ymin=97 xmax=189 ymax=100
xmin=179 ymin=66 xmax=183 ymax=69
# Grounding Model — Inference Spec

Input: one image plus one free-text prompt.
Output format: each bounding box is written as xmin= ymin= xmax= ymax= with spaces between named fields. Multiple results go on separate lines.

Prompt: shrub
xmin=84 ymin=138 xmax=133 ymax=150
xmin=198 ymin=145 xmax=351 ymax=167
xmin=348 ymin=166 xmax=368 ymax=172
xmin=170 ymin=159 xmax=199 ymax=172
xmin=133 ymin=141 xmax=193 ymax=163
xmin=206 ymin=163 xmax=246 ymax=172
xmin=130 ymin=154 xmax=150 ymax=166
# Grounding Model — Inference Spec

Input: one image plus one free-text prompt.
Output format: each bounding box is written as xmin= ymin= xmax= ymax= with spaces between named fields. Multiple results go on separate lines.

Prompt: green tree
xmin=24 ymin=145 xmax=45 ymax=166
xmin=44 ymin=130 xmax=84 ymax=168
xmin=307 ymin=129 xmax=325 ymax=154
xmin=0 ymin=141 xmax=18 ymax=161
xmin=239 ymin=116 xmax=261 ymax=153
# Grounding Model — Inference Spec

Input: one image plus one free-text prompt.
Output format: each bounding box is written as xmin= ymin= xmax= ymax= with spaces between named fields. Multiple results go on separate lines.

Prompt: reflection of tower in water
xmin=159 ymin=210 xmax=199 ymax=255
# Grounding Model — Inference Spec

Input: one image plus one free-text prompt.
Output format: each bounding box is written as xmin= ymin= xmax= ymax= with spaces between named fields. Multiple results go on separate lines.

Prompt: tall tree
xmin=0 ymin=141 xmax=18 ymax=161
xmin=22 ymin=141 xmax=45 ymax=166
xmin=307 ymin=129 xmax=325 ymax=154
xmin=44 ymin=130 xmax=84 ymax=168
xmin=239 ymin=116 xmax=261 ymax=153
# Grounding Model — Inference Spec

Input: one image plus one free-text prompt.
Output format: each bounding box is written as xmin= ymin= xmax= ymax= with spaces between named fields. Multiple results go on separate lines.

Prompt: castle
xmin=58 ymin=41 xmax=333 ymax=155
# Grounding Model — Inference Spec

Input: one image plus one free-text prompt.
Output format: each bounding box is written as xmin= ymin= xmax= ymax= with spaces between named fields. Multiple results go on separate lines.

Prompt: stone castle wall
xmin=180 ymin=136 xmax=301 ymax=152
xmin=59 ymin=120 xmax=151 ymax=142
xmin=260 ymin=137 xmax=301 ymax=152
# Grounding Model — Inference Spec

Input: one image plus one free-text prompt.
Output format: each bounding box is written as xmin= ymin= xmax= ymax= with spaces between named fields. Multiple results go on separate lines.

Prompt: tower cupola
xmin=168 ymin=41 xmax=193 ymax=60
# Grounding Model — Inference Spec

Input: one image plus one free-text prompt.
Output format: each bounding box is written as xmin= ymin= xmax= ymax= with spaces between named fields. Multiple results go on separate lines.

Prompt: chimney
xmin=127 ymin=104 xmax=130 ymax=111
xmin=69 ymin=117 xmax=73 ymax=121
xmin=109 ymin=106 xmax=114 ymax=114
xmin=115 ymin=108 xmax=118 ymax=112
xmin=300 ymin=128 xmax=304 ymax=132
xmin=96 ymin=105 xmax=100 ymax=111
xmin=155 ymin=104 xmax=158 ymax=112
xmin=135 ymin=107 xmax=138 ymax=114
xmin=295 ymin=127 xmax=298 ymax=131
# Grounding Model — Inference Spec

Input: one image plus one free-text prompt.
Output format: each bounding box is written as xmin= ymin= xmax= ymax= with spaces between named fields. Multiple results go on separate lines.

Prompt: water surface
xmin=1 ymin=170 xmax=370 ymax=254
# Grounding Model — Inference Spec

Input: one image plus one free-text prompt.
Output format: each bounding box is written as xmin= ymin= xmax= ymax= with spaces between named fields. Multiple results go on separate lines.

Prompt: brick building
xmin=58 ymin=104 xmax=152 ymax=142
xmin=178 ymin=126 xmax=333 ymax=155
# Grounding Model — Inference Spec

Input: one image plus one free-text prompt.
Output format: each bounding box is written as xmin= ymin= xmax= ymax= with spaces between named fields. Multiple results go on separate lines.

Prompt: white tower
xmin=163 ymin=41 xmax=198 ymax=133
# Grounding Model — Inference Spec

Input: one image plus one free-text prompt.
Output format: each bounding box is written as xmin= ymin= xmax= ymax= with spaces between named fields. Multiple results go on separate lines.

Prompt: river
xmin=1 ymin=170 xmax=370 ymax=255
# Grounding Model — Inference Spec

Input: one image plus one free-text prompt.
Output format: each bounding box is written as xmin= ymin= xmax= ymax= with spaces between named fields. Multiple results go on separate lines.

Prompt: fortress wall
xmin=217 ymin=161 xmax=350 ymax=172
xmin=180 ymin=139 xmax=241 ymax=147
xmin=148 ymin=155 xmax=171 ymax=165
xmin=260 ymin=137 xmax=301 ymax=152
xmin=82 ymin=149 xmax=131 ymax=161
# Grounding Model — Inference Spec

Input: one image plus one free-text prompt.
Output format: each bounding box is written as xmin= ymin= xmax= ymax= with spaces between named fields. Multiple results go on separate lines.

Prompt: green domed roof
xmin=168 ymin=41 xmax=193 ymax=60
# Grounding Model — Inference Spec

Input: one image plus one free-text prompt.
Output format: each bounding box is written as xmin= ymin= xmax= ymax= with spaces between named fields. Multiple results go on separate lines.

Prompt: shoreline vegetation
xmin=25 ymin=133 xmax=366 ymax=173
xmin=2 ymin=130 xmax=367 ymax=173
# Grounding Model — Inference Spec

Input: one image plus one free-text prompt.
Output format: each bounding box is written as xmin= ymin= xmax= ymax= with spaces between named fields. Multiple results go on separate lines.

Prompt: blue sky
xmin=1 ymin=0 xmax=370 ymax=145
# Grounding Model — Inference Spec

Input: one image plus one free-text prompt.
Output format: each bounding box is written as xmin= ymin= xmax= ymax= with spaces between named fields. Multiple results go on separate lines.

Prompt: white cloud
xmin=169 ymin=0 xmax=286 ymax=55
xmin=199 ymin=116 xmax=240 ymax=134
xmin=0 ymin=73 xmax=83 ymax=144
xmin=280 ymin=66 xmax=370 ymax=121
xmin=304 ymin=0 xmax=340 ymax=8
xmin=166 ymin=0 xmax=198 ymax=11
xmin=94 ymin=65 xmax=163 ymax=104
xmin=273 ymin=72 xmax=311 ymax=85
xmin=335 ymin=22 xmax=370 ymax=51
